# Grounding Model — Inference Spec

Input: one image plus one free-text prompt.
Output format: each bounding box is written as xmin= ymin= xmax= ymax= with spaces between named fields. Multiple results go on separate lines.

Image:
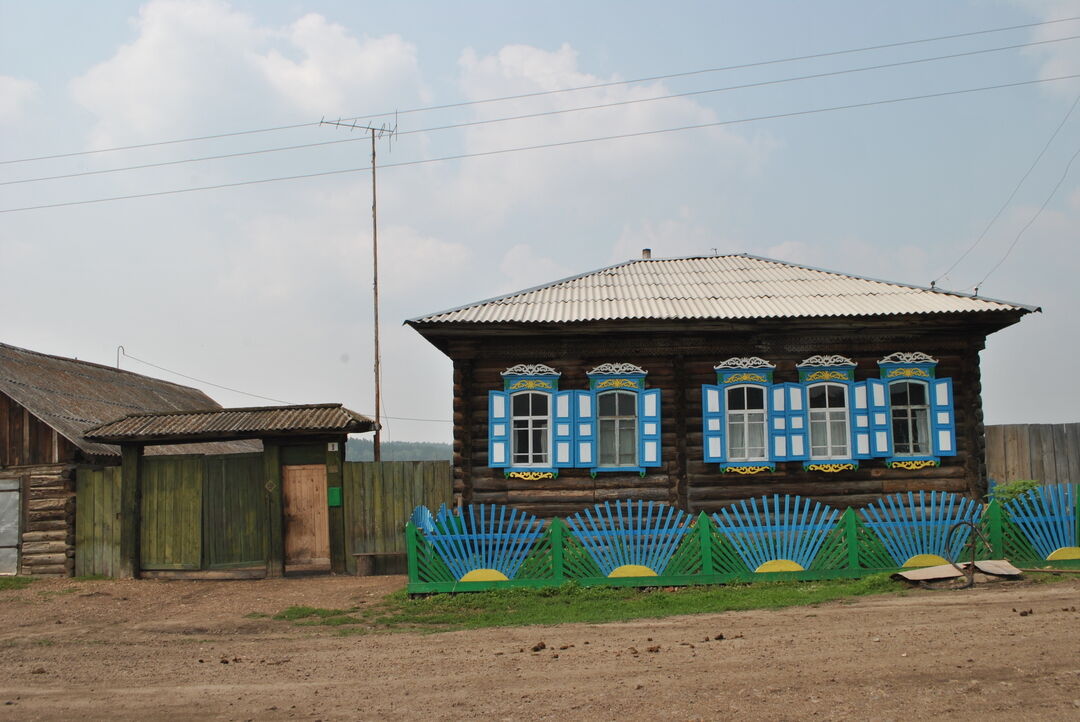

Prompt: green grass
xmin=273 ymin=575 xmax=904 ymax=634
xmin=0 ymin=577 xmax=35 ymax=591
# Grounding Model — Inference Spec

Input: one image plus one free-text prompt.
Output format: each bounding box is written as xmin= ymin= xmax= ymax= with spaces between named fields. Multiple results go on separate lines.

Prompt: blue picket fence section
xmin=407 ymin=485 xmax=1079 ymax=590
xmin=859 ymin=490 xmax=982 ymax=567
xmin=564 ymin=500 xmax=692 ymax=576
xmin=423 ymin=504 xmax=544 ymax=581
xmin=712 ymin=495 xmax=839 ymax=572
xmin=1005 ymin=483 xmax=1078 ymax=560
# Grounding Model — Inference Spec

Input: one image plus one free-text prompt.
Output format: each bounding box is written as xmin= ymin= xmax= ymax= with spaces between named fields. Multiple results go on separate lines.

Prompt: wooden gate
xmin=74 ymin=467 xmax=122 ymax=577
xmin=140 ymin=456 xmax=203 ymax=570
xmin=283 ymin=464 xmax=330 ymax=568
xmin=203 ymin=454 xmax=265 ymax=568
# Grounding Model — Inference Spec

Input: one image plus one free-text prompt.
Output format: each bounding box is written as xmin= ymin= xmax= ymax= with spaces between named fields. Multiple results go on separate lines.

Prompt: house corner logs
xmin=449 ymin=319 xmax=998 ymax=519
xmin=0 ymin=464 xmax=78 ymax=576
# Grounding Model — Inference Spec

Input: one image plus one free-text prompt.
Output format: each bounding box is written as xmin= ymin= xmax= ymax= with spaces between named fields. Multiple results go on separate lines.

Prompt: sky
xmin=2 ymin=0 xmax=1079 ymax=442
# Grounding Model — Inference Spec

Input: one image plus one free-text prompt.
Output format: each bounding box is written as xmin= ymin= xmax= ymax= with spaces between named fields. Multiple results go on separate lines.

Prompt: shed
xmin=0 ymin=341 xmax=256 ymax=575
xmin=407 ymin=253 xmax=1037 ymax=518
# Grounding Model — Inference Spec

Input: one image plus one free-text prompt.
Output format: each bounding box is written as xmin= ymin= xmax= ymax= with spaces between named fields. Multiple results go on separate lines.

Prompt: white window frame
xmin=808 ymin=382 xmax=850 ymax=460
xmin=510 ymin=391 xmax=551 ymax=467
xmin=596 ymin=389 xmax=638 ymax=467
xmin=889 ymin=379 xmax=931 ymax=457
xmin=725 ymin=385 xmax=769 ymax=462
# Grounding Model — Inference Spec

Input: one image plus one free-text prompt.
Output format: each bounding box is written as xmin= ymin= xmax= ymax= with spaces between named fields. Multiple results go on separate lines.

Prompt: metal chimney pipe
xmin=642 ymin=248 xmax=652 ymax=259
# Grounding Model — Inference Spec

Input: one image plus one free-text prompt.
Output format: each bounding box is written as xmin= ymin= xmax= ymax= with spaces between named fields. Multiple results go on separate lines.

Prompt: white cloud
xmin=611 ymin=208 xmax=736 ymax=261
xmin=70 ymin=0 xmax=422 ymax=147
xmin=0 ymin=75 xmax=37 ymax=123
xmin=496 ymin=243 xmax=573 ymax=294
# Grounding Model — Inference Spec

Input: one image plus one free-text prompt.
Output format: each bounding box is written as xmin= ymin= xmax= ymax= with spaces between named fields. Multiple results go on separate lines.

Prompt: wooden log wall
xmin=446 ymin=319 xmax=993 ymax=518
xmin=0 ymin=463 xmax=77 ymax=576
xmin=985 ymin=423 xmax=1080 ymax=487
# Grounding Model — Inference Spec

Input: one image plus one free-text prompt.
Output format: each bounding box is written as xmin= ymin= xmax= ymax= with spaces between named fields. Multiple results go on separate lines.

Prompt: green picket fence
xmin=406 ymin=487 xmax=1080 ymax=594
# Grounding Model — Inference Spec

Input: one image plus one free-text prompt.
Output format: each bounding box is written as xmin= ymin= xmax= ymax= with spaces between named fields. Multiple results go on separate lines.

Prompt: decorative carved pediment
xmin=587 ymin=362 xmax=647 ymax=376
xmin=501 ymin=363 xmax=560 ymax=377
xmin=878 ymin=351 xmax=938 ymax=365
xmin=796 ymin=354 xmax=856 ymax=368
xmin=714 ymin=356 xmax=776 ymax=370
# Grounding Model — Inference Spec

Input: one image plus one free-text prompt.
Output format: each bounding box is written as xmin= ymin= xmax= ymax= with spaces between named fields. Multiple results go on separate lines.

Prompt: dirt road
xmin=0 ymin=575 xmax=1078 ymax=720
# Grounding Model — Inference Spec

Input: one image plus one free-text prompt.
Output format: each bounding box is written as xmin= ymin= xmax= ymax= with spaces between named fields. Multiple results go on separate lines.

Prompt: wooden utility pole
xmin=321 ymin=118 xmax=396 ymax=460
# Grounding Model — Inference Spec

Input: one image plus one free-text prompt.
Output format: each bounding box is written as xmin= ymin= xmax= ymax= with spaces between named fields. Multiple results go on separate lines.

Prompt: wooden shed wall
xmin=0 ymin=391 xmax=79 ymax=467
xmin=448 ymin=321 xmax=989 ymax=518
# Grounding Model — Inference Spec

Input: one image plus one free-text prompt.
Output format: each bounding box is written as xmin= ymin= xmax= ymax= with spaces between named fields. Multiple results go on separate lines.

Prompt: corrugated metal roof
xmin=0 ymin=342 xmax=259 ymax=457
xmin=409 ymin=254 xmax=1037 ymax=325
xmin=84 ymin=403 xmax=374 ymax=443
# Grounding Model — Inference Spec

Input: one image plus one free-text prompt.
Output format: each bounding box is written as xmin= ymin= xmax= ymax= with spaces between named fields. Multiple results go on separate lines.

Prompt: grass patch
xmin=271 ymin=575 xmax=904 ymax=634
xmin=244 ymin=612 xmax=271 ymax=619
xmin=0 ymin=577 xmax=35 ymax=592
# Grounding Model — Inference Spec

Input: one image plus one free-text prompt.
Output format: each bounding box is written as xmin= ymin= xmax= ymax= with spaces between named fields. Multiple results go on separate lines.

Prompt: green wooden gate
xmin=74 ymin=467 xmax=122 ymax=577
xmin=203 ymin=453 xmax=265 ymax=568
xmin=140 ymin=456 xmax=203 ymax=570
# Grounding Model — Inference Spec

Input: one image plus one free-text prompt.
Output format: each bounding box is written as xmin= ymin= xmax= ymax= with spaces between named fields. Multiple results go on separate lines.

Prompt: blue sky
xmin=2 ymin=0 xmax=1078 ymax=441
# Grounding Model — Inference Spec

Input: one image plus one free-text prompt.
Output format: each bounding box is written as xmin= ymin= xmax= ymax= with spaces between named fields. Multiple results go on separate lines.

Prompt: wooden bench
xmin=352 ymin=552 xmax=407 ymax=576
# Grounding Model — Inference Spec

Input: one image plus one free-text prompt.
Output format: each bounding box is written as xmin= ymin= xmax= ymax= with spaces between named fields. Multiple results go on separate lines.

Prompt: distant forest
xmin=345 ymin=438 xmax=452 ymax=461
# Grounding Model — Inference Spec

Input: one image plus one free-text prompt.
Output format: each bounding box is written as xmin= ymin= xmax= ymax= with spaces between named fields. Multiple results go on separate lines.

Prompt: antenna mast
xmin=321 ymin=116 xmax=397 ymax=461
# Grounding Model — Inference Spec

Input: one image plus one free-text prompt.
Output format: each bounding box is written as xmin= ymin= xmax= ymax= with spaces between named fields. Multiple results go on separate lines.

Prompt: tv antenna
xmin=321 ymin=115 xmax=398 ymax=461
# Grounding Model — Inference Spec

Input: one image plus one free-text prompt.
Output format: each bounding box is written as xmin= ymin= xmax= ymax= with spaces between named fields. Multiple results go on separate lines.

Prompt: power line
xmin=119 ymin=350 xmax=452 ymax=422
xmin=7 ymin=32 xmax=1079 ymax=188
xmin=4 ymin=13 xmax=1080 ymax=166
xmin=935 ymin=90 xmax=1080 ymax=287
xmin=5 ymin=71 xmax=1080 ymax=215
xmin=974 ymin=141 xmax=1080 ymax=293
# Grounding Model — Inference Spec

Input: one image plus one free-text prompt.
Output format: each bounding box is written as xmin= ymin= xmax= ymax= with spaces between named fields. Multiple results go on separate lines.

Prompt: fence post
xmin=697 ymin=512 xmax=714 ymax=576
xmin=842 ymin=507 xmax=860 ymax=570
xmin=550 ymin=518 xmax=566 ymax=583
xmin=405 ymin=523 xmax=420 ymax=585
xmin=985 ymin=499 xmax=1004 ymax=558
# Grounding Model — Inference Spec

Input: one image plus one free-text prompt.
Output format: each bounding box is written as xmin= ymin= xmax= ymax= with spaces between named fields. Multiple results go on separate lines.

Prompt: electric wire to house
xmin=6 ymin=32 xmax=1080 ymax=189
xmin=117 ymin=349 xmax=452 ymax=423
xmin=4 ymin=71 xmax=1080 ymax=215
xmin=3 ymin=13 xmax=1080 ymax=166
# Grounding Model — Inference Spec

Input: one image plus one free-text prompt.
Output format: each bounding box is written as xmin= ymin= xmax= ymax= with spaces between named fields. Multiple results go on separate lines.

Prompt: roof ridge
xmin=107 ymin=402 xmax=343 ymax=420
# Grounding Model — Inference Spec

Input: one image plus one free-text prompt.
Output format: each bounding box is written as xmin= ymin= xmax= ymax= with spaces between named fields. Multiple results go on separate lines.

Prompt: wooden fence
xmin=407 ymin=488 xmax=1080 ymax=593
xmin=344 ymin=461 xmax=453 ymax=574
xmin=985 ymin=423 xmax=1080 ymax=487
xmin=75 ymin=456 xmax=451 ymax=577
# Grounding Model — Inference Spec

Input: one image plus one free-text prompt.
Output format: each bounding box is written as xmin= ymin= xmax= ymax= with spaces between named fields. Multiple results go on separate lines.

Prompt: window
xmin=726 ymin=385 xmax=767 ymax=461
xmin=511 ymin=392 xmax=550 ymax=466
xmin=597 ymin=390 xmax=637 ymax=466
xmin=889 ymin=380 xmax=930 ymax=456
xmin=808 ymin=383 xmax=849 ymax=459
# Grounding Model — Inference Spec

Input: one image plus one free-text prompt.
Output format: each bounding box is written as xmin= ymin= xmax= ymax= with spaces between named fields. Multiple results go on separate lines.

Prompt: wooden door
xmin=283 ymin=464 xmax=330 ymax=568
xmin=140 ymin=457 xmax=202 ymax=570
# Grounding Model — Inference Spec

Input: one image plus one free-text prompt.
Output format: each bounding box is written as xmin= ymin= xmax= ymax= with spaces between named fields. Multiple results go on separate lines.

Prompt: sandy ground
xmin=0 ymin=574 xmax=1078 ymax=721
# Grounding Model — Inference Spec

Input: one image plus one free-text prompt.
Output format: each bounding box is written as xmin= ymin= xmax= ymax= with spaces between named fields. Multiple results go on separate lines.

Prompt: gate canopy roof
xmin=84 ymin=403 xmax=375 ymax=444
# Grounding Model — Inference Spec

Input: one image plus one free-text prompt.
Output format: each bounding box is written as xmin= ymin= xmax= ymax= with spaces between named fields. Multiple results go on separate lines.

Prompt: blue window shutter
xmin=488 ymin=390 xmax=510 ymax=468
xmin=573 ymin=389 xmax=597 ymax=467
xmin=768 ymin=384 xmax=788 ymax=461
xmin=930 ymin=377 xmax=957 ymax=457
xmin=866 ymin=378 xmax=892 ymax=456
xmin=784 ymin=383 xmax=810 ymax=460
xmin=553 ymin=390 xmax=575 ymax=468
xmin=850 ymin=381 xmax=873 ymax=459
xmin=702 ymin=384 xmax=726 ymax=463
xmin=638 ymin=388 xmax=662 ymax=467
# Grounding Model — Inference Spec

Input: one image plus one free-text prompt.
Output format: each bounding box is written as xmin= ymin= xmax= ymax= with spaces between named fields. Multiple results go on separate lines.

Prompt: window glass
xmin=511 ymin=391 xmax=550 ymax=465
xmin=725 ymin=386 xmax=767 ymax=461
xmin=597 ymin=390 xmax=637 ymax=466
xmin=808 ymin=383 xmax=849 ymax=459
xmin=890 ymin=380 xmax=930 ymax=456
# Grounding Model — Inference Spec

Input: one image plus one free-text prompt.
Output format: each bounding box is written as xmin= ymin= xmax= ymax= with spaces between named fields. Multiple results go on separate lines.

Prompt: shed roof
xmin=409 ymin=254 xmax=1037 ymax=326
xmin=0 ymin=342 xmax=258 ymax=457
xmin=84 ymin=403 xmax=375 ymax=444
